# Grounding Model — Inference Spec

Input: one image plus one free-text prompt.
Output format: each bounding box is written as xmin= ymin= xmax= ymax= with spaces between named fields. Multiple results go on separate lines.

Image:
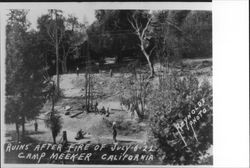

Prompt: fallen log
xmin=111 ymin=108 xmax=126 ymax=112
xmin=70 ymin=111 xmax=84 ymax=118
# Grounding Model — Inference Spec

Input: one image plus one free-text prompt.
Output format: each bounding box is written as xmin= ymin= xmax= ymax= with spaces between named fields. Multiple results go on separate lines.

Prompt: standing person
xmin=76 ymin=66 xmax=79 ymax=76
xmin=109 ymin=69 xmax=113 ymax=77
xmin=101 ymin=106 xmax=106 ymax=115
xmin=62 ymin=131 xmax=68 ymax=144
xmin=95 ymin=101 xmax=98 ymax=113
xmin=106 ymin=107 xmax=110 ymax=117
xmin=34 ymin=120 xmax=38 ymax=132
xmin=112 ymin=122 xmax=117 ymax=143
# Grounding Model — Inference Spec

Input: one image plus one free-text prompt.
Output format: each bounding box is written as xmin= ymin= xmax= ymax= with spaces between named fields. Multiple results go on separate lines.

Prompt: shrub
xmin=44 ymin=110 xmax=63 ymax=144
xmin=118 ymin=72 xmax=153 ymax=121
xmin=148 ymin=73 xmax=212 ymax=165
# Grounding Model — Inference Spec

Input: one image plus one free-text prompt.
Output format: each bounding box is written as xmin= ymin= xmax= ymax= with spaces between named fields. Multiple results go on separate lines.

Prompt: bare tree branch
xmin=132 ymin=15 xmax=139 ymax=30
xmin=58 ymin=28 xmax=65 ymax=44
xmin=46 ymin=24 xmax=56 ymax=44
xmin=128 ymin=13 xmax=155 ymax=78
xmin=149 ymin=46 xmax=156 ymax=56
xmin=128 ymin=17 xmax=137 ymax=31
xmin=141 ymin=17 xmax=152 ymax=39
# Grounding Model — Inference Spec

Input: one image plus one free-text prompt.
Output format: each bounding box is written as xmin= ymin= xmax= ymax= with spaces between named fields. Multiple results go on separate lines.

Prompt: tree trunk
xmin=15 ymin=122 xmax=20 ymax=143
xmin=128 ymin=16 xmax=154 ymax=78
xmin=85 ymin=42 xmax=91 ymax=112
xmin=88 ymin=74 xmax=91 ymax=109
xmin=52 ymin=92 xmax=55 ymax=112
xmin=61 ymin=62 xmax=65 ymax=74
xmin=135 ymin=105 xmax=144 ymax=121
xmin=52 ymin=132 xmax=56 ymax=144
xmin=141 ymin=46 xmax=154 ymax=78
xmin=61 ymin=54 xmax=68 ymax=74
xmin=139 ymin=97 xmax=144 ymax=116
xmin=85 ymin=69 xmax=88 ymax=111
xmin=21 ymin=115 xmax=25 ymax=139
xmin=55 ymin=16 xmax=60 ymax=94
xmin=64 ymin=56 xmax=68 ymax=73
xmin=56 ymin=43 xmax=60 ymax=93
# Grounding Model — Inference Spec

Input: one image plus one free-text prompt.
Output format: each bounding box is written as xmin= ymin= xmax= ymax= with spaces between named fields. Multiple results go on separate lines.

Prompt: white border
xmin=213 ymin=0 xmax=249 ymax=167
xmin=0 ymin=3 xmax=211 ymax=167
xmin=1 ymin=1 xmax=249 ymax=168
xmin=0 ymin=2 xmax=211 ymax=10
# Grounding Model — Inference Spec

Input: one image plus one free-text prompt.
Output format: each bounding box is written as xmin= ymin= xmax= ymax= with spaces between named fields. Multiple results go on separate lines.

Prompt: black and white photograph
xmin=3 ymin=1 xmax=247 ymax=166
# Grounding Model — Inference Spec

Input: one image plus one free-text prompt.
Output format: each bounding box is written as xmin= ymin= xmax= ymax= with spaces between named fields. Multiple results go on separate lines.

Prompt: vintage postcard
xmin=1 ymin=2 xmax=213 ymax=166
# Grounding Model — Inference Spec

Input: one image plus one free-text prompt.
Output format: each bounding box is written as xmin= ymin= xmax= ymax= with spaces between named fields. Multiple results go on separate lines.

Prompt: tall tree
xmin=37 ymin=14 xmax=55 ymax=76
xmin=44 ymin=80 xmax=62 ymax=144
xmin=152 ymin=10 xmax=191 ymax=70
xmin=38 ymin=12 xmax=86 ymax=75
xmin=87 ymin=10 xmax=140 ymax=65
xmin=61 ymin=15 xmax=86 ymax=73
xmin=46 ymin=9 xmax=65 ymax=94
xmin=180 ymin=11 xmax=212 ymax=58
xmin=152 ymin=10 xmax=211 ymax=63
xmin=6 ymin=10 xmax=44 ymax=141
xmin=128 ymin=11 xmax=156 ymax=78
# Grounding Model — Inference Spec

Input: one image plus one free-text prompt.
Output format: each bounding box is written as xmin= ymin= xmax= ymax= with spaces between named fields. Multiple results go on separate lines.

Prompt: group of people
xmin=100 ymin=106 xmax=110 ymax=117
xmin=75 ymin=129 xmax=86 ymax=140
xmin=93 ymin=101 xmax=110 ymax=116
xmin=82 ymin=102 xmax=110 ymax=117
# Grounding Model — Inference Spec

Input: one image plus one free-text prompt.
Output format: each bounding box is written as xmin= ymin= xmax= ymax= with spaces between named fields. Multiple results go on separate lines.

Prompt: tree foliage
xmin=37 ymin=11 xmax=86 ymax=76
xmin=153 ymin=10 xmax=212 ymax=64
xmin=181 ymin=11 xmax=212 ymax=58
xmin=87 ymin=10 xmax=141 ymax=64
xmin=128 ymin=10 xmax=157 ymax=78
xmin=87 ymin=10 xmax=212 ymax=76
xmin=44 ymin=110 xmax=63 ymax=144
xmin=117 ymin=66 xmax=153 ymax=120
xmin=148 ymin=73 xmax=212 ymax=164
xmin=6 ymin=9 xmax=45 ymax=140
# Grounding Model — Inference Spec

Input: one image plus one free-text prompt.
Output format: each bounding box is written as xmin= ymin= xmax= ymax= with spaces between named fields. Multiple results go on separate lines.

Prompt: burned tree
xmin=46 ymin=9 xmax=65 ymax=94
xmin=128 ymin=12 xmax=156 ymax=78
xmin=84 ymin=40 xmax=95 ymax=112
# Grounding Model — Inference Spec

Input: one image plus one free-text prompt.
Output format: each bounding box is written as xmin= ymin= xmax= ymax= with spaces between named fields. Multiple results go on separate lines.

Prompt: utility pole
xmin=47 ymin=10 xmax=62 ymax=95
xmin=85 ymin=40 xmax=92 ymax=112
xmin=88 ymin=44 xmax=92 ymax=109
xmin=90 ymin=75 xmax=94 ymax=107
xmin=55 ymin=12 xmax=60 ymax=94
xmin=84 ymin=33 xmax=94 ymax=112
xmin=85 ymin=42 xmax=89 ymax=112
xmin=88 ymin=73 xmax=91 ymax=107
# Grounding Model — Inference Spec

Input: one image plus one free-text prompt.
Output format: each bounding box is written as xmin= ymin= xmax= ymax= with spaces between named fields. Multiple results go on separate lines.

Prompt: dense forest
xmin=7 ymin=10 xmax=212 ymax=76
